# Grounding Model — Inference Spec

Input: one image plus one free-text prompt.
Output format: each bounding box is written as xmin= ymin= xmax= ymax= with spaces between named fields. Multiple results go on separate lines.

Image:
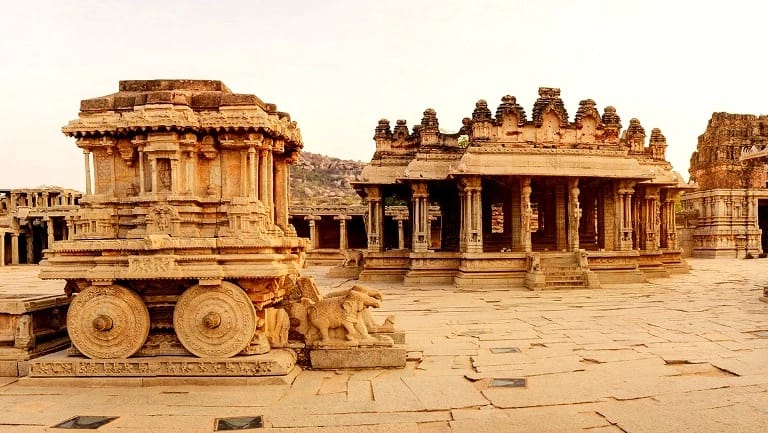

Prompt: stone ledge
xmin=309 ymin=346 xmax=406 ymax=369
xmin=28 ymin=349 xmax=297 ymax=378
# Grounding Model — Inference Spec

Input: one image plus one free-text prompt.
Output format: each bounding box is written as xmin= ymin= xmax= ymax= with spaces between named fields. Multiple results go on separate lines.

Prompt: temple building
xmin=289 ymin=204 xmax=368 ymax=264
xmin=0 ymin=188 xmax=81 ymax=265
xmin=354 ymin=87 xmax=690 ymax=289
xmin=682 ymin=112 xmax=768 ymax=257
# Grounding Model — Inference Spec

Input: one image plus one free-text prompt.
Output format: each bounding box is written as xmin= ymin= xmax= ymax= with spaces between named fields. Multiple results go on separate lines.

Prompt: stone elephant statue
xmin=306 ymin=286 xmax=381 ymax=344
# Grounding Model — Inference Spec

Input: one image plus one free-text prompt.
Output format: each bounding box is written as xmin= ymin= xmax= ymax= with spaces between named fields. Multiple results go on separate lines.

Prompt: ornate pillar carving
xmin=150 ymin=157 xmax=158 ymax=198
xmin=521 ymin=177 xmax=532 ymax=253
xmin=616 ymin=181 xmax=634 ymax=251
xmin=555 ymin=183 xmax=567 ymax=251
xmin=138 ymin=148 xmax=146 ymax=194
xmin=365 ymin=187 xmax=383 ymax=252
xmin=304 ymin=215 xmax=321 ymax=249
xmin=170 ymin=158 xmax=180 ymax=194
xmin=568 ymin=178 xmax=581 ymax=252
xmin=411 ymin=182 xmax=429 ymax=253
xmin=273 ymin=157 xmax=290 ymax=230
xmin=460 ymin=176 xmax=483 ymax=253
xmin=248 ymin=147 xmax=257 ymax=199
xmin=392 ymin=213 xmax=408 ymax=250
xmin=660 ymin=190 xmax=678 ymax=250
xmin=259 ymin=148 xmax=270 ymax=205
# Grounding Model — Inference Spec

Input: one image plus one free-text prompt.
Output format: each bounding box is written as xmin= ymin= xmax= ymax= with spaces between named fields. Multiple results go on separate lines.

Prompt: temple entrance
xmin=758 ymin=199 xmax=768 ymax=253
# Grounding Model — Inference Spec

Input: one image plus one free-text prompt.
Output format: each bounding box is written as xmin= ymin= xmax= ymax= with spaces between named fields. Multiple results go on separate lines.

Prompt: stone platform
xmin=310 ymin=346 xmax=406 ymax=369
xmin=0 ymin=290 xmax=71 ymax=377
xmin=28 ymin=348 xmax=297 ymax=378
xmin=1 ymin=261 xmax=767 ymax=432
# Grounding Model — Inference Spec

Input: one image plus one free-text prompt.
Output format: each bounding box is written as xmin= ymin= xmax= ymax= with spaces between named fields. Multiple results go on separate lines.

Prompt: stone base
xmin=454 ymin=272 xmax=527 ymax=289
xmin=309 ymin=346 xmax=406 ymax=369
xmin=326 ymin=266 xmax=362 ymax=279
xmin=358 ymin=269 xmax=408 ymax=282
xmin=28 ymin=348 xmax=297 ymax=378
xmin=0 ymin=293 xmax=71 ymax=376
xmin=403 ymin=270 xmax=456 ymax=285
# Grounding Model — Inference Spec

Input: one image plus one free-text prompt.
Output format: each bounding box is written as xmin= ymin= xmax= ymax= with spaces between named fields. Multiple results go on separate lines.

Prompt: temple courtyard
xmin=0 ymin=258 xmax=766 ymax=433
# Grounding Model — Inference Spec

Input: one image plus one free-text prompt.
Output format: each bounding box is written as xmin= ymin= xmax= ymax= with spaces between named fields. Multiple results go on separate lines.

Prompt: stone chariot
xmin=39 ymin=80 xmax=307 ymax=360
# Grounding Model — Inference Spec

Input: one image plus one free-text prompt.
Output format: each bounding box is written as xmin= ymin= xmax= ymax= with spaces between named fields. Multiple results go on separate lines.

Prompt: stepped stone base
xmin=326 ymin=266 xmax=362 ymax=279
xmin=309 ymin=346 xmax=406 ymax=369
xmin=28 ymin=348 xmax=297 ymax=378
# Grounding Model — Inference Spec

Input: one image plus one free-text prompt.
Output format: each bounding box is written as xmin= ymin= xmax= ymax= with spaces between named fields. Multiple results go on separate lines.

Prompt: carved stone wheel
xmin=67 ymin=284 xmax=150 ymax=359
xmin=173 ymin=282 xmax=256 ymax=358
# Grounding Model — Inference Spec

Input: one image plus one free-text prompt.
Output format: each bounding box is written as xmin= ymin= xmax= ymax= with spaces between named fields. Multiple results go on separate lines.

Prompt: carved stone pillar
xmin=365 ymin=187 xmax=383 ymax=252
xmin=26 ymin=232 xmax=34 ymax=263
xmin=460 ymin=176 xmax=483 ymax=253
xmin=259 ymin=148 xmax=270 ymax=205
xmin=305 ymin=215 xmax=321 ymax=249
xmin=0 ymin=231 xmax=5 ymax=266
xmin=274 ymin=158 xmax=289 ymax=230
xmin=248 ymin=147 xmax=257 ymax=199
xmin=45 ymin=216 xmax=55 ymax=249
xmin=660 ymin=191 xmax=678 ymax=250
xmin=138 ymin=148 xmax=146 ymax=194
xmin=170 ymin=158 xmax=180 ymax=194
xmin=11 ymin=233 xmax=19 ymax=265
xmin=617 ymin=181 xmax=634 ymax=251
xmin=568 ymin=178 xmax=581 ymax=252
xmin=66 ymin=216 xmax=74 ymax=241
xmin=187 ymin=150 xmax=198 ymax=195
xmin=520 ymin=177 xmax=532 ymax=253
xmin=411 ymin=182 xmax=429 ymax=253
xmin=150 ymin=157 xmax=158 ymax=198
xmin=83 ymin=149 xmax=92 ymax=195
xmin=334 ymin=214 xmax=351 ymax=250
xmin=555 ymin=183 xmax=567 ymax=251
xmin=639 ymin=187 xmax=660 ymax=250
xmin=393 ymin=214 xmax=407 ymax=250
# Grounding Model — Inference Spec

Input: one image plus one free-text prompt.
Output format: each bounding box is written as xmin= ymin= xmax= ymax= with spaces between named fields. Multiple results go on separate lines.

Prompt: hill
xmin=290 ymin=151 xmax=366 ymax=206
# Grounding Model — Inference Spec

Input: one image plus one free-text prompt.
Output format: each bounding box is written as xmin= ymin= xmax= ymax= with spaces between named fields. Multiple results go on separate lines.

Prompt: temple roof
xmin=62 ymin=79 xmax=302 ymax=148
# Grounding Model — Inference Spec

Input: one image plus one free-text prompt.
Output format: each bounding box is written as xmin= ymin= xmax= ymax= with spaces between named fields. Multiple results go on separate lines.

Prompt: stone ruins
xmin=682 ymin=112 xmax=768 ymax=258
xmin=30 ymin=80 xmax=403 ymax=377
xmin=1 ymin=188 xmax=81 ymax=266
xmin=353 ymin=87 xmax=690 ymax=289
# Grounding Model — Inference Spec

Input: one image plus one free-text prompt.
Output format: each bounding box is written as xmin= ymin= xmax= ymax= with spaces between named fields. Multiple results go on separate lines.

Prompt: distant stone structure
xmin=289 ymin=204 xmax=367 ymax=264
xmin=0 ymin=188 xmax=81 ymax=265
xmin=682 ymin=112 xmax=768 ymax=257
xmin=354 ymin=87 xmax=690 ymax=289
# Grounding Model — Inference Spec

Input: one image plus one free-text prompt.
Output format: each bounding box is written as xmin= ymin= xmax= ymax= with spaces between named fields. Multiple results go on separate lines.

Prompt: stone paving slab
xmin=0 ymin=259 xmax=767 ymax=432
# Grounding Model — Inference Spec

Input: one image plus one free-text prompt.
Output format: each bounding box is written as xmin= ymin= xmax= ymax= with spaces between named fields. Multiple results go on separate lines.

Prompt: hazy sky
xmin=1 ymin=0 xmax=765 ymax=191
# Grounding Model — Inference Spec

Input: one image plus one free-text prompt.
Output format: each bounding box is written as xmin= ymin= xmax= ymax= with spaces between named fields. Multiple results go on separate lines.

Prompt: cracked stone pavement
xmin=0 ymin=257 xmax=766 ymax=432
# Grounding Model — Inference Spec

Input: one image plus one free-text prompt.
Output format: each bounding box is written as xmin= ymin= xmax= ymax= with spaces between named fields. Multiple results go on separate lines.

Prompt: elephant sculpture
xmin=307 ymin=287 xmax=381 ymax=344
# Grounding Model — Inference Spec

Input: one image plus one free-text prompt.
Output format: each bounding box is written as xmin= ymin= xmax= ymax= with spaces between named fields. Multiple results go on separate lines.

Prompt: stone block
xmin=310 ymin=347 xmax=407 ymax=369
xmin=28 ymin=348 xmax=298 ymax=378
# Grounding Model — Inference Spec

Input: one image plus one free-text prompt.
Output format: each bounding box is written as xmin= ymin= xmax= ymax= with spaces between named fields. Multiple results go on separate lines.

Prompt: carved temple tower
xmin=682 ymin=112 xmax=768 ymax=257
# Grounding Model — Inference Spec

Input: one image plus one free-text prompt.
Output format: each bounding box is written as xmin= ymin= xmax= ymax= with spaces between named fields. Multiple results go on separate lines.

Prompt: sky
xmin=1 ymin=0 xmax=765 ymax=191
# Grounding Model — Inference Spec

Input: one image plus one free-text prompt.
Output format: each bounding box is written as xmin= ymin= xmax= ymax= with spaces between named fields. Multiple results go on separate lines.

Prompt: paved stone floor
xmin=0 ymin=258 xmax=767 ymax=432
